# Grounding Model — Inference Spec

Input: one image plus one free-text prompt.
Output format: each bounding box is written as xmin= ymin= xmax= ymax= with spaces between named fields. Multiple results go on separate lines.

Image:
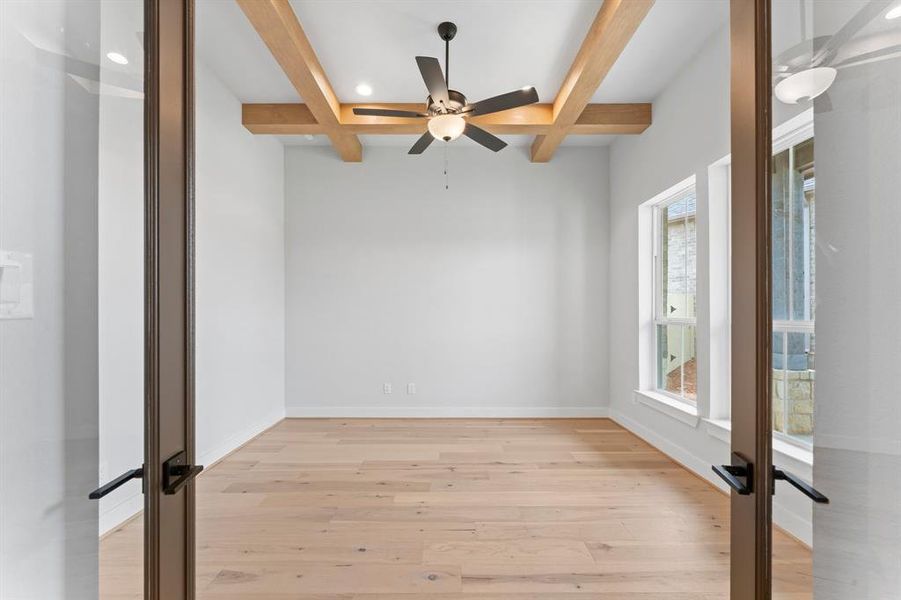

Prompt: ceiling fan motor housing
xmin=427 ymin=89 xmax=467 ymax=115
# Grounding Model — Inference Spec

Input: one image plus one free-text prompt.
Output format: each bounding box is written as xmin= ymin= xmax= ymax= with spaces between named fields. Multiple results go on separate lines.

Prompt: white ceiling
xmin=196 ymin=0 xmax=728 ymax=147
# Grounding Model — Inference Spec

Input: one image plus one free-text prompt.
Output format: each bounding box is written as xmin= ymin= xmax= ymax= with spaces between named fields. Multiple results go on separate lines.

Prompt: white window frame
xmin=635 ymin=175 xmax=700 ymax=426
xmin=652 ymin=188 xmax=698 ymax=405
xmin=706 ymin=154 xmax=732 ymax=422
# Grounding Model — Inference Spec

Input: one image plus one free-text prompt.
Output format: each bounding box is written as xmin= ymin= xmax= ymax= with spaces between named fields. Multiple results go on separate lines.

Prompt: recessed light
xmin=106 ymin=51 xmax=128 ymax=65
xmin=304 ymin=134 xmax=314 ymax=141
xmin=355 ymin=83 xmax=373 ymax=97
xmin=886 ymin=4 xmax=901 ymax=19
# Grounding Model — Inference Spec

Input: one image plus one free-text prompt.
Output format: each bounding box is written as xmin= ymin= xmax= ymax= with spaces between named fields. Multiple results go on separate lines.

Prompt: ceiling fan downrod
xmin=438 ymin=21 xmax=456 ymax=88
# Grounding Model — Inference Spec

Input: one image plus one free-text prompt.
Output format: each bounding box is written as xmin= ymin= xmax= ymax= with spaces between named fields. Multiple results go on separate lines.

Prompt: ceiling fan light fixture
xmin=774 ymin=66 xmax=836 ymax=104
xmin=428 ymin=113 xmax=466 ymax=142
xmin=106 ymin=51 xmax=128 ymax=65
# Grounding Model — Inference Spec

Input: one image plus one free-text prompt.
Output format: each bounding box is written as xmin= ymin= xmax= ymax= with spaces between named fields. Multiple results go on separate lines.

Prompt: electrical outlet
xmin=407 ymin=383 xmax=416 ymax=395
xmin=383 ymin=383 xmax=392 ymax=394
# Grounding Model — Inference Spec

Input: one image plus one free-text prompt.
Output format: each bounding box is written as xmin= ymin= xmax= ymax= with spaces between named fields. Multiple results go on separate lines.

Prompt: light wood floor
xmin=101 ymin=418 xmax=811 ymax=598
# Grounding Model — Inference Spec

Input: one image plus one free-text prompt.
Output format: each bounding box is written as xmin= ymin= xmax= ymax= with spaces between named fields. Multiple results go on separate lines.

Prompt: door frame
xmin=144 ymin=0 xmax=196 ymax=597
xmin=729 ymin=0 xmax=774 ymax=598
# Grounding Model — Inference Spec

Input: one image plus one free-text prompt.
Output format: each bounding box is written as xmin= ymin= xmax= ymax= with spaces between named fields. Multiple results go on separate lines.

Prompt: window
xmin=706 ymin=111 xmax=815 ymax=458
xmin=653 ymin=185 xmax=698 ymax=404
xmin=772 ymin=137 xmax=815 ymax=446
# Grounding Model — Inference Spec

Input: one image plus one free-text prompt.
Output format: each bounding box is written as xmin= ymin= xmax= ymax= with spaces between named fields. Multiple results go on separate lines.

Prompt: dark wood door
xmin=729 ymin=1 xmax=774 ymax=598
xmin=145 ymin=0 xmax=197 ymax=598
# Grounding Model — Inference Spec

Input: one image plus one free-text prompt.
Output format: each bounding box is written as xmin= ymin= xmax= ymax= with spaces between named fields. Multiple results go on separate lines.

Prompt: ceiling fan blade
xmin=467 ymin=87 xmax=539 ymax=116
xmin=415 ymin=56 xmax=449 ymax=106
xmin=353 ymin=108 xmax=426 ymax=118
xmin=408 ymin=131 xmax=435 ymax=155
xmin=812 ymin=2 xmax=886 ymax=67
xmin=833 ymin=44 xmax=901 ymax=70
xmin=463 ymin=123 xmax=507 ymax=152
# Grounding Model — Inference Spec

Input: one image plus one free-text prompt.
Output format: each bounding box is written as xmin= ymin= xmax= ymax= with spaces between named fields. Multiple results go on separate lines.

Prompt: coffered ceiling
xmin=196 ymin=0 xmax=728 ymax=159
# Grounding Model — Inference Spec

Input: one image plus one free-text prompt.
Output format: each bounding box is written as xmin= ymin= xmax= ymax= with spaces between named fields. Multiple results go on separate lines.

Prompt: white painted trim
xmin=704 ymin=417 xmax=732 ymax=444
xmin=98 ymin=406 xmax=285 ymax=536
xmin=706 ymin=158 xmax=731 ymax=421
xmin=633 ymin=389 xmax=700 ymax=427
xmin=774 ymin=437 xmax=814 ymax=466
xmin=704 ymin=418 xmax=813 ymax=466
xmin=285 ymin=406 xmax=609 ymax=418
xmin=197 ymin=406 xmax=286 ymax=468
xmin=99 ymin=493 xmax=143 ymax=537
xmin=772 ymin=108 xmax=814 ymax=154
xmin=773 ymin=500 xmax=812 ymax=548
xmin=610 ymin=408 xmax=725 ymax=490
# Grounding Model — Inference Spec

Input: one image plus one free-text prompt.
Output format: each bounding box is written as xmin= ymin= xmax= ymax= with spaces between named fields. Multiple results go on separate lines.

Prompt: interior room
xmin=2 ymin=0 xmax=899 ymax=598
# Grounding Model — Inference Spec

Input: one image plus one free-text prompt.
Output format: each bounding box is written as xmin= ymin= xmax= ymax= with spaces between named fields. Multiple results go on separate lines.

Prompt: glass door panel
xmin=769 ymin=0 xmax=901 ymax=598
xmin=3 ymin=1 xmax=197 ymax=597
xmin=97 ymin=0 xmax=146 ymax=597
xmin=0 ymin=0 xmax=144 ymax=597
xmin=807 ymin=1 xmax=901 ymax=597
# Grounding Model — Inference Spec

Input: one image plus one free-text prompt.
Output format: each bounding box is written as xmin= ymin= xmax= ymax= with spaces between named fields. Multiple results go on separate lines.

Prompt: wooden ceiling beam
xmin=530 ymin=0 xmax=654 ymax=162
xmin=236 ymin=0 xmax=362 ymax=161
xmin=242 ymin=102 xmax=652 ymax=136
xmin=340 ymin=103 xmax=556 ymax=135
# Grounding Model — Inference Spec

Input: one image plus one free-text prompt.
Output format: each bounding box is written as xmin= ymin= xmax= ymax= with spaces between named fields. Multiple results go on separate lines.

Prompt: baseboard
xmin=99 ymin=493 xmax=144 ymax=537
xmin=609 ymin=408 xmax=727 ymax=492
xmin=285 ymin=406 xmax=610 ymax=418
xmin=197 ymin=406 xmax=286 ymax=468
xmin=98 ymin=406 xmax=285 ymax=536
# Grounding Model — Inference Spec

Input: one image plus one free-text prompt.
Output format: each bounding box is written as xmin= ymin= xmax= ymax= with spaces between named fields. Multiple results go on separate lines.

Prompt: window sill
xmin=633 ymin=390 xmax=700 ymax=427
xmin=704 ymin=418 xmax=813 ymax=466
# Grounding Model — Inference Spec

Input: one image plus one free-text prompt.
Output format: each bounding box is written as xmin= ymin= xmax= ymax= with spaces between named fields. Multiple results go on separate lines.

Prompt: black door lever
xmin=773 ymin=467 xmax=829 ymax=503
xmin=712 ymin=454 xmax=828 ymax=503
xmin=712 ymin=452 xmax=753 ymax=495
xmin=89 ymin=468 xmax=143 ymax=499
xmin=162 ymin=450 xmax=203 ymax=495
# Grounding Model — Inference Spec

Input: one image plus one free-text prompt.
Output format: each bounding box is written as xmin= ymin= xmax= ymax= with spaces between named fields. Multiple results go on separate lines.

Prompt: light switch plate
xmin=0 ymin=250 xmax=34 ymax=320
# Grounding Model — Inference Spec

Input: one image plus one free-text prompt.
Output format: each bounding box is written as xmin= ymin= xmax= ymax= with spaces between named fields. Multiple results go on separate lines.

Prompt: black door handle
xmin=712 ymin=452 xmax=753 ymax=495
xmin=89 ymin=468 xmax=143 ymax=499
xmin=773 ymin=467 xmax=829 ymax=503
xmin=162 ymin=450 xmax=204 ymax=495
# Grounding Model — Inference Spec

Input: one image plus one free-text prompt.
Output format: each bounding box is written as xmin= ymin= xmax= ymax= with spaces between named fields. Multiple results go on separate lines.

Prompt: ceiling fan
xmin=352 ymin=21 xmax=539 ymax=154
xmin=774 ymin=1 xmax=901 ymax=107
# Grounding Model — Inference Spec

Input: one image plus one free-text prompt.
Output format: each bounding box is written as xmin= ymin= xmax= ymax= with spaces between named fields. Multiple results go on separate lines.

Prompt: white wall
xmin=95 ymin=58 xmax=286 ymax=534
xmin=607 ymin=21 xmax=814 ymax=544
xmin=285 ymin=146 xmax=609 ymax=417
xmin=195 ymin=59 xmax=286 ymax=466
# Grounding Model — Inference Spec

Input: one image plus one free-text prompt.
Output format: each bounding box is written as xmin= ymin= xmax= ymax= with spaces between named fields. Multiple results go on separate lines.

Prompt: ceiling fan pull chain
xmin=444 ymin=144 xmax=449 ymax=191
